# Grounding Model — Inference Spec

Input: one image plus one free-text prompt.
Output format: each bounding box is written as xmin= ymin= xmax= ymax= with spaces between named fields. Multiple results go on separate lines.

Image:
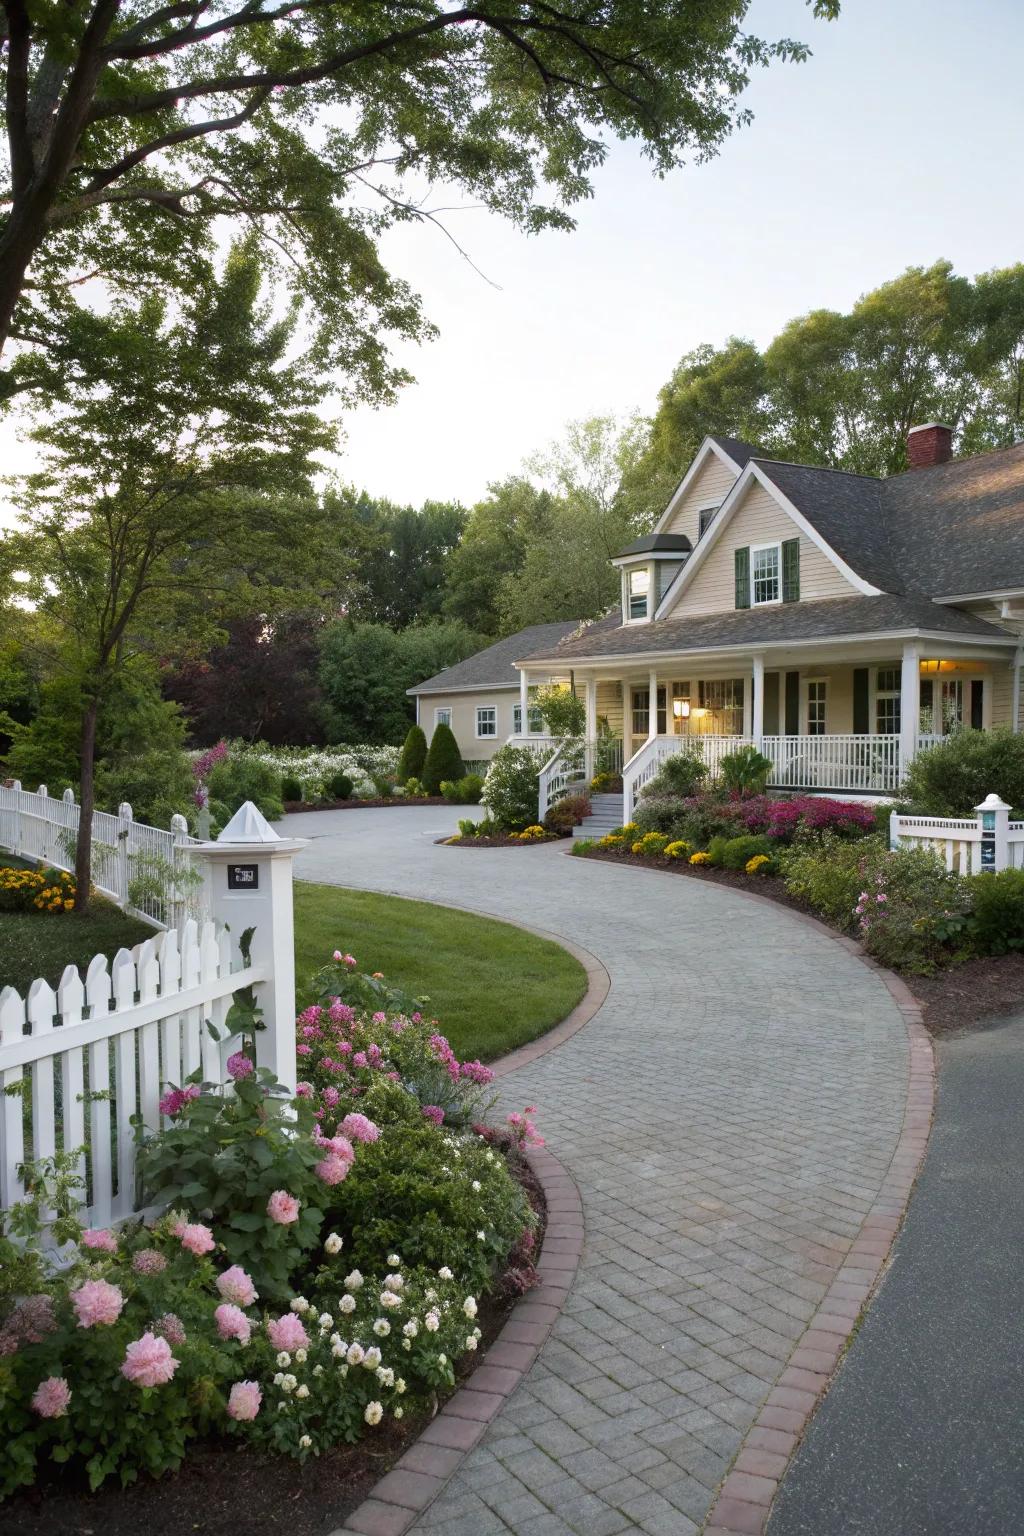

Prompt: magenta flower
xmin=422 ymin=1105 xmax=444 ymax=1126
xmin=322 ymin=1086 xmax=341 ymax=1108
xmin=267 ymin=1313 xmax=309 ymax=1351
xmin=353 ymin=1051 xmax=368 ymax=1069
xmin=122 ymin=1331 xmax=179 ymax=1387
xmin=159 ymin=1083 xmax=200 ymax=1117
xmin=227 ymin=1051 xmax=254 ymax=1080
xmin=227 ymin=1380 xmax=262 ymax=1421
xmin=215 ymin=1304 xmax=252 ymax=1343
xmin=267 ymin=1190 xmax=300 ymax=1225
xmin=71 ymin=1279 xmax=124 ymax=1328
xmin=295 ymin=1081 xmax=313 ymax=1096
xmin=296 ymin=1043 xmax=313 ymax=1056
xmin=217 ymin=1265 xmax=258 ymax=1307
xmin=31 ymin=1376 xmax=71 ymax=1418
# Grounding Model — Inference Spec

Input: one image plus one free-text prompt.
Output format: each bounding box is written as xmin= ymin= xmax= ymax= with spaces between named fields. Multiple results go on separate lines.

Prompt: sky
xmin=3 ymin=0 xmax=1024 ymax=512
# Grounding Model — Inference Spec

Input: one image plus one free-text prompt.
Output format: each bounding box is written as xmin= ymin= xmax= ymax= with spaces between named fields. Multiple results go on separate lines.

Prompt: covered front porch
xmin=520 ymin=635 xmax=1019 ymax=820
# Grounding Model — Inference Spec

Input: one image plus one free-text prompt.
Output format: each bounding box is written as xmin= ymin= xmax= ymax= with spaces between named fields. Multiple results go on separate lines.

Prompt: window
xmin=806 ymin=679 xmax=827 ymax=736
xmin=631 ymin=687 xmax=666 ymax=737
xmin=628 ymin=566 xmax=650 ymax=620
xmin=434 ymin=707 xmax=452 ymax=729
xmin=751 ymin=544 xmax=781 ymax=605
xmin=698 ymin=506 xmax=719 ymax=539
xmin=876 ymin=666 xmax=900 ymax=735
xmin=513 ymin=704 xmax=545 ymax=734
xmin=670 ymin=681 xmax=692 ymax=735
xmin=475 ymin=706 xmax=496 ymax=738
xmin=697 ymin=678 xmax=745 ymax=735
xmin=941 ymin=678 xmax=964 ymax=733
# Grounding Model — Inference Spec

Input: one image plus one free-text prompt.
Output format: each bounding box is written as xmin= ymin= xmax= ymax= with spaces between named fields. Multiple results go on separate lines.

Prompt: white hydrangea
xmin=395 ymin=1378 xmax=406 ymax=1395
xmin=425 ymin=1311 xmax=440 ymax=1333
xmin=463 ymin=1297 xmax=478 ymax=1319
xmin=295 ymin=1348 xmax=307 ymax=1364
xmin=318 ymin=1313 xmax=333 ymax=1329
xmin=363 ymin=1346 xmax=382 ymax=1369
xmin=364 ymin=1401 xmax=384 ymax=1425
xmin=471 ymin=1180 xmax=481 ymax=1192
xmin=346 ymin=1343 xmax=364 ymax=1366
xmin=466 ymin=1335 xmax=478 ymax=1351
xmin=387 ymin=1253 xmax=401 ymax=1266
xmin=384 ymin=1274 xmax=404 ymax=1291
xmin=339 ymin=1294 xmax=356 ymax=1314
xmin=324 ymin=1233 xmax=343 ymax=1255
xmin=394 ymin=1405 xmax=404 ymax=1419
xmin=276 ymin=1351 xmax=291 ymax=1368
xmin=438 ymin=1266 xmax=453 ymax=1282
xmin=295 ymin=1384 xmax=310 ymax=1400
xmin=376 ymin=1366 xmax=395 ymax=1388
xmin=373 ymin=1318 xmax=391 ymax=1337
xmin=379 ymin=1290 xmax=402 ymax=1309
xmin=299 ymin=1434 xmax=312 ymax=1449
xmin=344 ymin=1270 xmax=364 ymax=1291
xmin=403 ymin=1320 xmax=419 ymax=1338
xmin=281 ymin=1374 xmax=297 ymax=1393
xmin=290 ymin=1297 xmax=309 ymax=1314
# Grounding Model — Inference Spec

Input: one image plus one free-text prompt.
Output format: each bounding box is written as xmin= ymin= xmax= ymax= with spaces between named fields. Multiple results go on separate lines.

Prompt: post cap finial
xmin=975 ymin=792 xmax=1012 ymax=813
xmin=216 ymin=800 xmax=282 ymax=844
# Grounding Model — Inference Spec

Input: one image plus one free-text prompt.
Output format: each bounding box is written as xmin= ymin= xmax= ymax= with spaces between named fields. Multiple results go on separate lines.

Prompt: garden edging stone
xmin=332 ymin=1145 xmax=585 ymax=1536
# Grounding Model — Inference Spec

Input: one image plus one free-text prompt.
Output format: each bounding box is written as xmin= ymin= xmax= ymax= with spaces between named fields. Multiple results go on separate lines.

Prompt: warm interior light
xmin=673 ymin=698 xmax=690 ymax=719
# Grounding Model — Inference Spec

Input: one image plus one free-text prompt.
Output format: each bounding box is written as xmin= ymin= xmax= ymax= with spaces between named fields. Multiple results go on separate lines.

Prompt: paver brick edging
xmin=331 ymin=1144 xmax=585 ymax=1536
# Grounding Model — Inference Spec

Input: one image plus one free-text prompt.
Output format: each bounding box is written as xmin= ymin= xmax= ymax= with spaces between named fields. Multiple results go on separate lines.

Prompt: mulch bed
xmin=438 ymin=833 xmax=560 ymax=848
xmin=284 ymin=797 xmax=449 ymax=812
xmin=575 ymin=846 xmax=1024 ymax=1039
xmin=4 ymin=1163 xmax=547 ymax=1536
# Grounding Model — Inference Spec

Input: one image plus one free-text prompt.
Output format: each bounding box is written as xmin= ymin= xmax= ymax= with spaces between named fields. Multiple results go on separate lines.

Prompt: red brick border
xmin=335 ymin=1145 xmax=585 ymax=1536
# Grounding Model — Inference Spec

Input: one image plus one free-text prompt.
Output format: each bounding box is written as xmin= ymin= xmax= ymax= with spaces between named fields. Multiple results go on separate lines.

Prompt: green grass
xmin=294 ymin=882 xmax=587 ymax=1062
xmin=0 ymin=875 xmax=153 ymax=996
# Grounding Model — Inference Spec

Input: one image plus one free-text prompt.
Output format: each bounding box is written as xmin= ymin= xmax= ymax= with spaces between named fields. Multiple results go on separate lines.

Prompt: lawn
xmin=294 ymin=882 xmax=587 ymax=1062
xmin=0 ymin=884 xmax=153 ymax=996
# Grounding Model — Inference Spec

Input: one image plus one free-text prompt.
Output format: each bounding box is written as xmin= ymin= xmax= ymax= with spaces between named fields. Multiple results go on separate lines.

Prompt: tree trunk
xmin=74 ymin=699 xmax=98 ymax=914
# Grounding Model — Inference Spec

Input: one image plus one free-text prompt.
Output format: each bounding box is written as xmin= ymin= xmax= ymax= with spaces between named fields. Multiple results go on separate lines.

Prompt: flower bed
xmin=442 ymin=822 xmax=558 ymax=848
xmin=0 ymin=952 xmax=546 ymax=1521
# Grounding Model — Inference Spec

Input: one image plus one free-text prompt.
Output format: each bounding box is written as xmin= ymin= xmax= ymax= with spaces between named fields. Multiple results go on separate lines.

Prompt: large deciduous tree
xmin=0 ymin=1 xmax=839 ymax=396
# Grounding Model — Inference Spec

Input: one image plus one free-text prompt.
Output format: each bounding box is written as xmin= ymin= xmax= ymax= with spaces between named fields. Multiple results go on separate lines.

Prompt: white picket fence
xmin=0 ymin=781 xmax=200 ymax=927
xmin=891 ymin=794 xmax=1024 ymax=875
xmin=0 ymin=921 xmax=265 ymax=1228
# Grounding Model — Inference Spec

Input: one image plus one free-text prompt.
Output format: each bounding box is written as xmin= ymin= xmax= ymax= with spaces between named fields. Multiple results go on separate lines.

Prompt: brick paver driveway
xmin=291 ymin=807 xmax=910 ymax=1536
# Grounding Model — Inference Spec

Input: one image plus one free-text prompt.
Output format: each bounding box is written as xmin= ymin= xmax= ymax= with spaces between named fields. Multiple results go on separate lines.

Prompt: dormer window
xmin=628 ymin=567 xmax=650 ymax=620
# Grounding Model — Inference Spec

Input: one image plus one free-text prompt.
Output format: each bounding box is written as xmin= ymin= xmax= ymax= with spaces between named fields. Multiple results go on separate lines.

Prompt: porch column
xmin=585 ymin=675 xmax=598 ymax=781
xmin=648 ymin=668 xmax=658 ymax=740
xmin=519 ymin=666 xmax=529 ymax=735
xmin=899 ymin=641 xmax=920 ymax=780
xmin=751 ymin=653 xmax=765 ymax=745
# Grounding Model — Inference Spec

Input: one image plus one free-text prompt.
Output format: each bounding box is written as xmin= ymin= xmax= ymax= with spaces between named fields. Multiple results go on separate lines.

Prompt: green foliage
xmin=856 ymin=846 xmax=970 ymax=974
xmin=441 ymin=774 xmax=485 ymax=805
xmin=318 ymin=621 xmax=485 ymax=744
xmin=535 ymin=684 xmax=585 ymax=738
xmin=281 ymin=775 xmax=303 ymax=803
xmin=96 ymin=749 xmax=194 ymax=829
xmin=327 ymin=771 xmax=353 ymax=801
xmin=207 ymin=756 xmax=284 ymax=826
xmin=421 ymin=722 xmax=465 ymax=795
xmin=633 ymin=792 xmax=736 ymax=847
xmin=571 ymin=838 xmax=597 ymax=856
xmin=719 ymin=745 xmax=774 ymax=796
xmin=543 ymin=793 xmax=591 ymax=835
xmin=631 ymin=831 xmax=670 ymax=856
xmin=709 ymin=834 xmax=774 ymax=871
xmin=481 ymin=746 xmax=540 ymax=831
xmin=781 ymin=833 xmax=886 ymax=928
xmin=903 ymin=728 xmax=1024 ymax=816
xmin=397 ymin=725 xmax=428 ymax=783
xmin=643 ymin=748 xmax=708 ymax=800
xmin=970 ymin=869 xmax=1024 ymax=955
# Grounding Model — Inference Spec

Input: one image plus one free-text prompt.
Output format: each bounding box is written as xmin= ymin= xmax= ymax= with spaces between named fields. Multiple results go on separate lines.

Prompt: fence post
xmin=889 ymin=809 xmax=900 ymax=851
xmin=117 ymin=802 xmax=133 ymax=907
xmin=169 ymin=813 xmax=192 ymax=929
xmin=975 ymin=793 xmax=1011 ymax=872
xmin=194 ymin=802 xmax=308 ymax=1092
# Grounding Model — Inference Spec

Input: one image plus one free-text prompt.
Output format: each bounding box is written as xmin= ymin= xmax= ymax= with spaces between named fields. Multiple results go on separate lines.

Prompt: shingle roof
xmin=614 ymin=532 xmax=692 ymax=559
xmin=754 ymin=461 xmax=894 ymax=592
xmin=710 ymin=434 xmax=762 ymax=468
xmin=408 ymin=622 xmax=581 ymax=694
xmin=519 ymin=595 xmax=1012 ymax=664
xmin=884 ymin=443 xmax=1024 ymax=596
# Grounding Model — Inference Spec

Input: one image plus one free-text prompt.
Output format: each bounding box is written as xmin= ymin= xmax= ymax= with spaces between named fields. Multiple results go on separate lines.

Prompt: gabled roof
xmin=884 ymin=442 xmax=1024 ymax=597
xmin=708 ymin=434 xmax=762 ymax=469
xmin=754 ymin=461 xmax=895 ymax=594
xmin=407 ymin=622 xmax=579 ymax=695
xmin=652 ymin=434 xmax=756 ymax=535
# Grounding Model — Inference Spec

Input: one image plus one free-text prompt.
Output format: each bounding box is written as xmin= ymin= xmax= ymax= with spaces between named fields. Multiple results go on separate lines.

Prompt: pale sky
xmin=3 ymin=0 xmax=1024 ymax=512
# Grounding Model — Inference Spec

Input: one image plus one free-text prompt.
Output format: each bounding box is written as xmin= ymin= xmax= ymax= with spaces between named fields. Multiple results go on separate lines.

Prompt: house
xmin=515 ymin=425 xmax=1024 ymax=819
xmin=406 ymin=622 xmax=578 ymax=762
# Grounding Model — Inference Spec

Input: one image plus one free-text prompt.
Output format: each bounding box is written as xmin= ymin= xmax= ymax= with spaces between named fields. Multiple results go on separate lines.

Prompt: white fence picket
xmin=58 ymin=965 xmax=87 ymax=1204
xmin=85 ymin=955 xmax=113 ymax=1228
xmin=27 ymin=979 xmax=58 ymax=1169
xmin=0 ymin=987 xmax=26 ymax=1208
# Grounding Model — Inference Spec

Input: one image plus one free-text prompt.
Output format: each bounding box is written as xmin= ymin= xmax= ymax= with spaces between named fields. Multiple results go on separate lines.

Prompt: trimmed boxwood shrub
xmin=281 ymin=774 xmax=303 ymax=802
xmin=708 ymin=833 xmax=774 ymax=870
xmin=441 ymin=773 xmax=484 ymax=805
xmin=327 ymin=770 xmax=353 ymax=800
xmin=422 ymin=721 xmax=464 ymax=794
xmin=904 ymin=727 xmax=1024 ymax=816
xmin=970 ymin=868 xmax=1024 ymax=954
xmin=397 ymin=724 xmax=428 ymax=783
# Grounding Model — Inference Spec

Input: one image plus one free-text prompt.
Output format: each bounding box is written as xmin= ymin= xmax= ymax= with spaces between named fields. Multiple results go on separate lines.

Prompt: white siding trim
xmin=652 ymin=437 xmax=744 ymax=536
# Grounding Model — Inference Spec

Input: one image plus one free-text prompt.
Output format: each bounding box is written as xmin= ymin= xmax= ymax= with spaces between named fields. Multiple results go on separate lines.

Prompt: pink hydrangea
xmin=366 ymin=1044 xmax=382 ymax=1067
xmin=267 ymin=1190 xmax=300 ymax=1225
xmin=121 ymin=1331 xmax=179 ymax=1387
xmin=314 ymin=1132 xmax=354 ymax=1162
xmin=132 ymin=1248 xmax=168 ymax=1276
xmin=215 ymin=1304 xmax=252 ymax=1343
xmin=372 ymin=1011 xmax=387 ymax=1025
xmin=159 ymin=1083 xmax=200 ymax=1118
xmin=422 ymin=1105 xmax=444 ymax=1126
xmin=81 ymin=1227 xmax=118 ymax=1254
xmin=217 ymin=1265 xmax=258 ymax=1307
xmin=0 ymin=1294 xmax=57 ymax=1356
xmin=71 ymin=1279 xmax=124 ymax=1329
xmin=316 ymin=1154 xmax=350 ymax=1186
xmin=155 ymin=1312 xmax=187 ymax=1346
xmin=227 ymin=1380 xmax=262 ymax=1421
xmin=328 ymin=1000 xmax=355 ymax=1025
xmin=322 ymin=1086 xmax=340 ymax=1108
xmin=297 ymin=1005 xmax=323 ymax=1028
xmin=31 ymin=1376 xmax=71 ymax=1418
xmin=178 ymin=1222 xmax=216 ymax=1256
xmin=295 ymin=1081 xmax=313 ymax=1096
xmin=459 ymin=1060 xmax=495 ymax=1086
xmin=353 ymin=1051 xmax=368 ymax=1069
xmin=296 ymin=1043 xmax=313 ymax=1057
xmin=227 ymin=1051 xmax=254 ymax=1080
xmin=266 ymin=1313 xmax=308 ymax=1351
xmin=341 ymin=1113 xmax=380 ymax=1144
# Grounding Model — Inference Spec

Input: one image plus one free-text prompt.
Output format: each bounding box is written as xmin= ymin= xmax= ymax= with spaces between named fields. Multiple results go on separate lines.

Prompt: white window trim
xmin=805 ymin=676 xmax=828 ymax=736
xmin=475 ymin=705 xmax=497 ymax=739
xmin=750 ymin=541 xmax=783 ymax=608
xmin=434 ymin=706 xmax=452 ymax=729
xmin=622 ymin=562 xmax=653 ymax=624
xmin=871 ymin=663 xmax=901 ymax=737
xmin=513 ymin=703 xmax=545 ymax=735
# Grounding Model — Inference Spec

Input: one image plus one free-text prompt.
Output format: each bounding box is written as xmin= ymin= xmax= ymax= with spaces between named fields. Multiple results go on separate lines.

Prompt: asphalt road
xmin=768 ymin=1012 xmax=1024 ymax=1536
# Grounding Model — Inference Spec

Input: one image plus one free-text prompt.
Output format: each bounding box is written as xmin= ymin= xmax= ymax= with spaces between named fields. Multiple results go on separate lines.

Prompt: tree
xmin=5 ymin=243 xmax=349 ymax=909
xmin=347 ymin=498 xmax=467 ymax=629
xmin=0 ymin=2 xmax=839 ymax=398
xmin=318 ymin=620 xmax=485 ymax=745
xmin=421 ymin=721 xmax=464 ymax=795
xmin=443 ymin=478 xmax=557 ymax=634
xmin=397 ymin=725 xmax=428 ymax=784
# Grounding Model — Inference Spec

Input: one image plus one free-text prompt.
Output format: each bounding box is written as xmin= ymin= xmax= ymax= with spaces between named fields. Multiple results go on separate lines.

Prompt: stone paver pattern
xmin=291 ymin=807 xmax=910 ymax=1536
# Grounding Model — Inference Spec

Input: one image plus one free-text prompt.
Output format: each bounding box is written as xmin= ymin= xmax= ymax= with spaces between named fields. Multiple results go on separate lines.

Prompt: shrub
xmin=714 ymin=834 xmax=775 ymax=871
xmin=456 ymin=817 xmax=480 ymax=838
xmin=544 ymin=792 xmax=591 ymax=835
xmin=96 ymin=748 xmax=195 ymax=827
xmin=441 ymin=773 xmax=484 ymax=805
xmin=481 ymin=745 xmax=539 ymax=831
xmin=631 ymin=794 xmax=692 ymax=838
xmin=733 ymin=795 xmax=878 ymax=842
xmin=327 ymin=770 xmax=353 ymax=800
xmin=855 ymin=845 xmax=970 ymax=973
xmin=719 ymin=744 xmax=773 ymax=796
xmin=970 ymin=868 xmax=1024 ymax=954
xmin=642 ymin=749 xmax=708 ymax=800
xmin=403 ymin=776 xmax=426 ymax=798
xmin=634 ymin=791 xmax=739 ymax=848
xmin=590 ymin=770 xmax=622 ymax=794
xmin=571 ymin=838 xmax=596 ymax=855
xmin=422 ymin=722 xmax=464 ymax=794
xmin=281 ymin=774 xmax=304 ymax=803
xmin=781 ymin=833 xmax=886 ymax=928
xmin=631 ymin=831 xmax=670 ymax=856
xmin=534 ymin=684 xmax=584 ymax=738
xmin=904 ymin=727 xmax=1024 ymax=816
xmin=207 ymin=756 xmax=284 ymax=825
xmin=397 ymin=724 xmax=428 ymax=783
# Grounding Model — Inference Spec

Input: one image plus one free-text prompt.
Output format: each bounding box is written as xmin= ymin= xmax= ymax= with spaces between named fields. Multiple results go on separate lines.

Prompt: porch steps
xmin=573 ymin=794 xmax=623 ymax=841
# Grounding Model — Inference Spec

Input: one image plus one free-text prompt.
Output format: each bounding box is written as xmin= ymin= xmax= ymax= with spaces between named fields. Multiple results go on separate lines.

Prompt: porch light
xmin=673 ymin=698 xmax=690 ymax=719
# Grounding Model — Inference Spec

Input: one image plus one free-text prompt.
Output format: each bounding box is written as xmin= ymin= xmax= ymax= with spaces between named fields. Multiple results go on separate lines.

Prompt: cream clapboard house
xmin=513 ymin=425 xmax=1024 ymax=820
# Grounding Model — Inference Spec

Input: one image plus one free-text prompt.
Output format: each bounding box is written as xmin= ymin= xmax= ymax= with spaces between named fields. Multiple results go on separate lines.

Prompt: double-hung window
xmin=876 ymin=667 xmax=901 ymax=735
xmin=434 ymin=707 xmax=452 ymax=728
xmin=628 ymin=567 xmax=650 ymax=620
xmin=475 ymin=706 xmax=496 ymax=738
xmin=806 ymin=679 xmax=827 ymax=736
xmin=751 ymin=543 xmax=781 ymax=605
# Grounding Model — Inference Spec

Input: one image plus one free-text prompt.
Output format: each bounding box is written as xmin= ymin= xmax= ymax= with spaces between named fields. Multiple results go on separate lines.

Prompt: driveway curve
xmin=290 ymin=807 xmax=911 ymax=1536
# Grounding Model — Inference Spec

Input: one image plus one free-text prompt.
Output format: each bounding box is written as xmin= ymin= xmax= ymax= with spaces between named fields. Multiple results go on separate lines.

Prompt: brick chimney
xmin=907 ymin=422 xmax=953 ymax=469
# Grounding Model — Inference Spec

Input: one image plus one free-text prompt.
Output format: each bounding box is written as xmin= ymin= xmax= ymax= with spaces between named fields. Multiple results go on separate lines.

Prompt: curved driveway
xmin=290 ymin=807 xmax=910 ymax=1536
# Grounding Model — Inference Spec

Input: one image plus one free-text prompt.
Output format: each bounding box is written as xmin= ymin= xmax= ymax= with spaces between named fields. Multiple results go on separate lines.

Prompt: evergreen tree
xmin=397 ymin=725 xmax=428 ymax=783
xmin=422 ymin=722 xmax=465 ymax=794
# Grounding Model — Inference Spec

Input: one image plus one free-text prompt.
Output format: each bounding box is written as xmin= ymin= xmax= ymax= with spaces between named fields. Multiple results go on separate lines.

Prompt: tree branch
xmin=3 ymin=0 xmax=34 ymax=198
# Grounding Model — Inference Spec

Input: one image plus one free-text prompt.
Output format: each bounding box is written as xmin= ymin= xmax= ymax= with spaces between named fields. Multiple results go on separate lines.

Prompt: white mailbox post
xmin=195 ymin=801 xmax=307 ymax=1090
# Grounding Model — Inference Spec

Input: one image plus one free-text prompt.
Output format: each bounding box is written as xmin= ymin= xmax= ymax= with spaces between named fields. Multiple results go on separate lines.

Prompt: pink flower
xmin=332 ymin=950 xmax=343 ymax=960
xmin=353 ymin=1051 xmax=368 ymax=1069
xmin=267 ymin=1313 xmax=308 ymax=1351
xmin=314 ymin=1133 xmax=354 ymax=1162
xmin=159 ymin=1083 xmax=200 ymax=1117
xmin=81 ymin=1227 xmax=118 ymax=1254
xmin=215 ymin=1304 xmax=252 ymax=1343
xmin=179 ymin=1222 xmax=216 ymax=1256
xmin=316 ymin=1154 xmax=350 ymax=1186
xmin=227 ymin=1380 xmax=262 ymax=1421
xmin=31 ymin=1376 xmax=71 ymax=1418
xmin=342 ymin=954 xmax=357 ymax=969
xmin=132 ymin=1248 xmax=167 ymax=1276
xmin=121 ymin=1331 xmax=179 ymax=1387
xmin=0 ymin=1295 xmax=56 ymax=1355
xmin=217 ymin=1266 xmax=258 ymax=1307
xmin=366 ymin=1044 xmax=382 ymax=1067
xmin=341 ymin=1113 xmax=380 ymax=1144
xmin=337 ymin=1041 xmax=353 ymax=1055
xmin=411 ymin=1012 xmax=422 ymax=1024
xmin=227 ymin=1051 xmax=254 ymax=1080
xmin=296 ymin=1043 xmax=313 ymax=1056
xmin=267 ymin=1190 xmax=300 ymax=1225
xmin=328 ymin=1001 xmax=355 ymax=1025
xmin=71 ymin=1279 xmax=124 ymax=1328
xmin=155 ymin=1312 xmax=187 ymax=1346
xmin=322 ymin=1086 xmax=340 ymax=1108
xmin=459 ymin=1060 xmax=495 ymax=1086
xmin=422 ymin=1105 xmax=444 ymax=1126
xmin=298 ymin=1005 xmax=323 ymax=1027
xmin=372 ymin=1011 xmax=386 ymax=1025
xmin=295 ymin=1081 xmax=313 ymax=1097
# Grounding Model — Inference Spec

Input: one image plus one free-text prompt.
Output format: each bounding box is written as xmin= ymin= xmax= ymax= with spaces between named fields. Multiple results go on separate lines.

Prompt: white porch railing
xmin=761 ymin=734 xmax=901 ymax=794
xmin=533 ymin=738 xmax=624 ymax=820
xmin=0 ymin=782 xmax=200 ymax=928
xmin=891 ymin=796 xmax=1024 ymax=875
xmin=623 ymin=736 xmax=756 ymax=820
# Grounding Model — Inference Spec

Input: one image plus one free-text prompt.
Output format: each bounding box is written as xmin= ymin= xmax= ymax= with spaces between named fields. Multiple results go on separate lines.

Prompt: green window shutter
xmin=782 ymin=538 xmax=800 ymax=603
xmin=852 ymin=667 xmax=870 ymax=734
xmin=734 ymin=546 xmax=750 ymax=609
xmin=784 ymin=671 xmax=800 ymax=735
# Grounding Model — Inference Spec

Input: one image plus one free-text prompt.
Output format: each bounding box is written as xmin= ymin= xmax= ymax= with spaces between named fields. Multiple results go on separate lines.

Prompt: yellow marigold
xmin=665 ymin=841 xmax=690 ymax=859
xmin=689 ymin=851 xmax=711 ymax=866
xmin=745 ymin=854 xmax=771 ymax=875
xmin=64 ymin=899 xmax=74 ymax=911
